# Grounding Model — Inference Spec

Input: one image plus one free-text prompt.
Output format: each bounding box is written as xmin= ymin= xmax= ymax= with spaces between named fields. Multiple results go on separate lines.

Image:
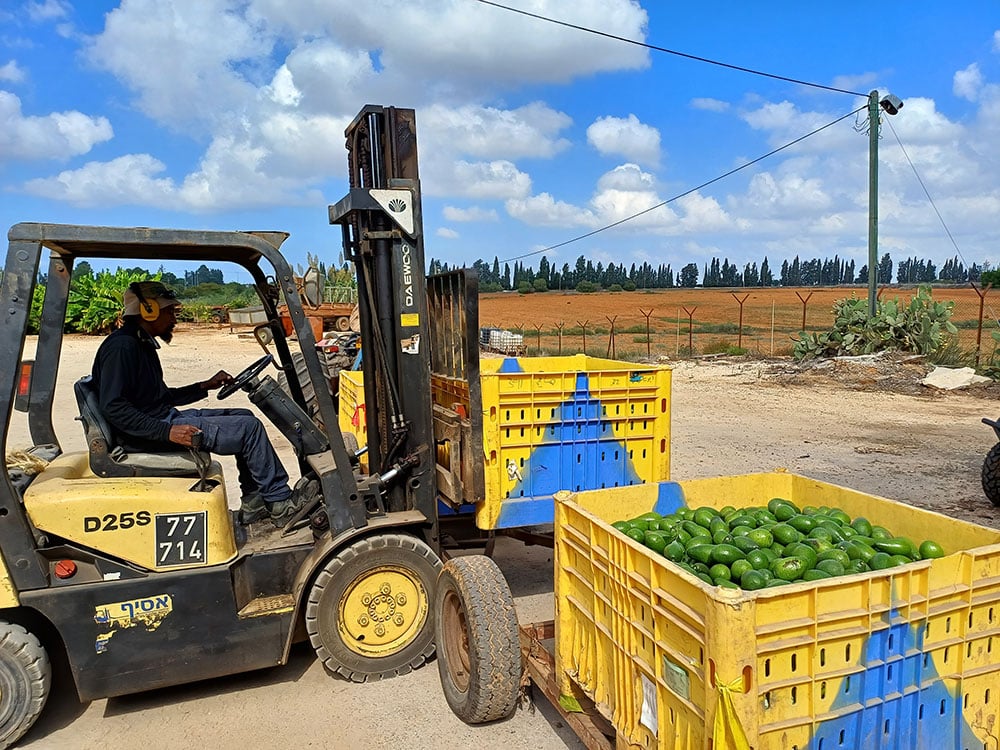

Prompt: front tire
xmin=982 ymin=443 xmax=1000 ymax=507
xmin=0 ymin=621 xmax=50 ymax=749
xmin=305 ymin=534 xmax=441 ymax=682
xmin=434 ymin=555 xmax=521 ymax=724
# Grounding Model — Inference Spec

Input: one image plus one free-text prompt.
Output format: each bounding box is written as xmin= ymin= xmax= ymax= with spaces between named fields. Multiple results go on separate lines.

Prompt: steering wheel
xmin=217 ymin=354 xmax=274 ymax=400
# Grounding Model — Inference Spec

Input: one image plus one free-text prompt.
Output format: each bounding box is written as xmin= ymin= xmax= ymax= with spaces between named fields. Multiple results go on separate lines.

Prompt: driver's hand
xmin=200 ymin=370 xmax=233 ymax=390
xmin=169 ymin=424 xmax=203 ymax=448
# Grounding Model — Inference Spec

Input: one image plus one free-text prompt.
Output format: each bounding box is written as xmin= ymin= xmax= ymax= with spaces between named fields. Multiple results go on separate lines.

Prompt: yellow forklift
xmin=0 ymin=105 xmax=517 ymax=748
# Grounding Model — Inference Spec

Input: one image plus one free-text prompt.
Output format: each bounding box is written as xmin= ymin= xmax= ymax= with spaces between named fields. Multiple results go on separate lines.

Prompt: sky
xmin=2 ymin=0 xmax=1000 ymax=284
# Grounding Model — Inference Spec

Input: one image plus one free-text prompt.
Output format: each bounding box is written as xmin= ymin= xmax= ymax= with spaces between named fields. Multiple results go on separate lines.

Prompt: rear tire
xmin=982 ymin=443 xmax=1000 ymax=507
xmin=0 ymin=621 xmax=50 ymax=749
xmin=305 ymin=534 xmax=441 ymax=682
xmin=335 ymin=316 xmax=351 ymax=332
xmin=434 ymin=555 xmax=521 ymax=724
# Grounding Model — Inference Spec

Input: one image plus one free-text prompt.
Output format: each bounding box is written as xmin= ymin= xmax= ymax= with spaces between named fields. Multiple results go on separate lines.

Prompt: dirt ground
xmin=9 ymin=326 xmax=1000 ymax=749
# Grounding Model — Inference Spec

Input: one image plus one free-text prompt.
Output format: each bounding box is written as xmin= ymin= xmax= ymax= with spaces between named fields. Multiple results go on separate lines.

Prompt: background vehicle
xmin=981 ymin=417 xmax=1000 ymax=506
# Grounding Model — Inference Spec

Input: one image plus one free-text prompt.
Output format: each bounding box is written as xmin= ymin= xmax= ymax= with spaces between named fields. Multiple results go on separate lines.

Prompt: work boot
xmin=238 ymin=492 xmax=268 ymax=525
xmin=269 ymin=477 xmax=320 ymax=528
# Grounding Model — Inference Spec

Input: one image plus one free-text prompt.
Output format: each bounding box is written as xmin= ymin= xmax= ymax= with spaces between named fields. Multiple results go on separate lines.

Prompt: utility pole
xmin=866 ymin=90 xmax=903 ymax=317
xmin=867 ymin=90 xmax=879 ymax=318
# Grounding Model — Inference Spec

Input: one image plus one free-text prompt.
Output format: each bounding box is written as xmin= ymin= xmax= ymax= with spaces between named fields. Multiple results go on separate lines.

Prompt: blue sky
xmin=2 ymin=1 xmax=999 ymax=283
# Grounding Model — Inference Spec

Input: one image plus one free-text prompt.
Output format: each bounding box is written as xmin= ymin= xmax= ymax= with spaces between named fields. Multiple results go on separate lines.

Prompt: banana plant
xmin=66 ymin=268 xmax=156 ymax=334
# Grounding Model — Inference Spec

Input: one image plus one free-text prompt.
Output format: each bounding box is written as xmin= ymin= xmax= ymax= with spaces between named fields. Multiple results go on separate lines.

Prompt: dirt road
xmin=10 ymin=328 xmax=1000 ymax=749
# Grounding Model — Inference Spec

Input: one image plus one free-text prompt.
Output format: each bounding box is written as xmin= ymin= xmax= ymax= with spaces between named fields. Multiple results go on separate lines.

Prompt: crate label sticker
xmin=400 ymin=312 xmax=419 ymax=327
xmin=639 ymin=673 xmax=658 ymax=736
xmin=662 ymin=655 xmax=690 ymax=700
xmin=93 ymin=594 xmax=173 ymax=654
xmin=155 ymin=512 xmax=207 ymax=567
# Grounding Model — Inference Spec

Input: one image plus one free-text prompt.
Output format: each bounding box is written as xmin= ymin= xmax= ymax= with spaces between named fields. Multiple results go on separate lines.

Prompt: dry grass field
xmin=478 ymin=284 xmax=1000 ymax=360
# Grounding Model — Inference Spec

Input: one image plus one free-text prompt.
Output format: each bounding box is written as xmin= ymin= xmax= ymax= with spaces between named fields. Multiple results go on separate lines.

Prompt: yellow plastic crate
xmin=554 ymin=472 xmax=1000 ymax=750
xmin=339 ymin=355 xmax=672 ymax=531
xmin=476 ymin=355 xmax=670 ymax=529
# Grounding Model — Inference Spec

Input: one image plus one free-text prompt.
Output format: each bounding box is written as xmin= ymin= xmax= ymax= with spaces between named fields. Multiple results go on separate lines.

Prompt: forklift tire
xmin=0 ymin=621 xmax=50 ymax=749
xmin=305 ymin=533 xmax=441 ymax=683
xmin=334 ymin=316 xmax=351 ymax=332
xmin=982 ymin=443 xmax=1000 ymax=507
xmin=434 ymin=555 xmax=520 ymax=724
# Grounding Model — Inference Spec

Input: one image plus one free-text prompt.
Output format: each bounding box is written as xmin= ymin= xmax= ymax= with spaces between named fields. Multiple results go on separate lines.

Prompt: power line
xmin=881 ymin=117 xmax=996 ymax=318
xmin=476 ymin=0 xmax=867 ymax=97
xmin=883 ymin=117 xmax=966 ymax=268
xmin=501 ymin=104 xmax=867 ymax=263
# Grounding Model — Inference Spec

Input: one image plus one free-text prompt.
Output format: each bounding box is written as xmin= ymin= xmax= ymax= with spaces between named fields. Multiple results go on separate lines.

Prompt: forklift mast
xmin=329 ymin=106 xmax=438 ymax=548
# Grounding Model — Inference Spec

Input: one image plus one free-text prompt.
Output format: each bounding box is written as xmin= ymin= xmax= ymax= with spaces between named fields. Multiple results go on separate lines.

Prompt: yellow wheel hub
xmin=338 ymin=565 xmax=428 ymax=657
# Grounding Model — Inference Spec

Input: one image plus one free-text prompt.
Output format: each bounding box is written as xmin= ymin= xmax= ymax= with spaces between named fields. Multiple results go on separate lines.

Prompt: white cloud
xmin=85 ymin=0 xmax=647 ymax=133
xmin=506 ymin=193 xmax=599 ymax=228
xmin=73 ymin=1 xmax=641 ymax=211
xmin=432 ymin=160 xmax=532 ymax=201
xmin=0 ymin=61 xmax=25 ymax=83
xmin=690 ymin=97 xmax=729 ymax=113
xmin=505 ymin=161 xmax=740 ymax=238
xmin=741 ymin=171 xmax=832 ymax=216
xmin=421 ymin=102 xmax=571 ymax=160
xmin=443 ymin=206 xmax=498 ymax=222
xmin=85 ymin=0 xmax=270 ymax=133
xmin=596 ymin=163 xmax=655 ymax=192
xmin=0 ymin=91 xmax=112 ymax=160
xmin=249 ymin=0 xmax=650 ymax=89
xmin=436 ymin=227 xmax=459 ymax=239
xmin=25 ymin=0 xmax=70 ymax=23
xmin=954 ymin=63 xmax=984 ymax=101
xmin=23 ymin=154 xmax=173 ymax=206
xmin=587 ymin=114 xmax=660 ymax=166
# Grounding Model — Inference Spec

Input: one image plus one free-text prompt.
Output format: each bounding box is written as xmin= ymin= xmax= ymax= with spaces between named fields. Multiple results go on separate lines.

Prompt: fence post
xmin=533 ymin=323 xmax=543 ymax=354
xmin=556 ymin=322 xmax=564 ymax=355
xmin=770 ymin=299 xmax=775 ymax=356
xmin=795 ymin=291 xmax=814 ymax=332
xmin=731 ymin=293 xmax=749 ymax=349
xmin=577 ymin=320 xmax=589 ymax=355
xmin=606 ymin=315 xmax=617 ymax=359
xmin=971 ymin=281 xmax=994 ymax=367
xmin=682 ymin=306 xmax=697 ymax=357
xmin=639 ymin=308 xmax=654 ymax=358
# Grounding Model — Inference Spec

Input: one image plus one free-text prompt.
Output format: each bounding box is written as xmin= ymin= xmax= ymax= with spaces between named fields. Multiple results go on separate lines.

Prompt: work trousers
xmin=166 ymin=407 xmax=291 ymax=503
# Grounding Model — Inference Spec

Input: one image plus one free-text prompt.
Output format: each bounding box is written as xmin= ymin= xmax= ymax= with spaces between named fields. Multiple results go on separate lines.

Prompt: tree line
xmin=428 ymin=253 xmax=986 ymax=292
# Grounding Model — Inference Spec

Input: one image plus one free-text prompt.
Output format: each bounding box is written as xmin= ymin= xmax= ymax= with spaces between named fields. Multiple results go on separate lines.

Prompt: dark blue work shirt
xmin=91 ymin=318 xmax=205 ymax=448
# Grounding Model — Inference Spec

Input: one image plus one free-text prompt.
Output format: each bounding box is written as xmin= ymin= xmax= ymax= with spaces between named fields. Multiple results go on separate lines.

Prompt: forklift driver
xmin=90 ymin=280 xmax=314 ymax=527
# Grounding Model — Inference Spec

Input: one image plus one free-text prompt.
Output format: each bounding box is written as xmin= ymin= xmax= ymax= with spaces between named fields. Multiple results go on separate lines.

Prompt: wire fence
xmin=479 ymin=284 xmax=1000 ymax=364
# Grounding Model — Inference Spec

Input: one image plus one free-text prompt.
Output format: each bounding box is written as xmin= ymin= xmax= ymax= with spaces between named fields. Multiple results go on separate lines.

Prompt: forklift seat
xmin=74 ymin=376 xmax=208 ymax=478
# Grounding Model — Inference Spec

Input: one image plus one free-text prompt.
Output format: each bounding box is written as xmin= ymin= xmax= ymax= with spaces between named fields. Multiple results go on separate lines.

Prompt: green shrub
xmin=793 ymin=286 xmax=957 ymax=360
xmin=575 ymin=281 xmax=600 ymax=293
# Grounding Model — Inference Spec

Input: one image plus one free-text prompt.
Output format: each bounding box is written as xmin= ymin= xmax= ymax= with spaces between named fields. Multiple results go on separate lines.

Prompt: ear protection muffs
xmin=130 ymin=282 xmax=161 ymax=322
